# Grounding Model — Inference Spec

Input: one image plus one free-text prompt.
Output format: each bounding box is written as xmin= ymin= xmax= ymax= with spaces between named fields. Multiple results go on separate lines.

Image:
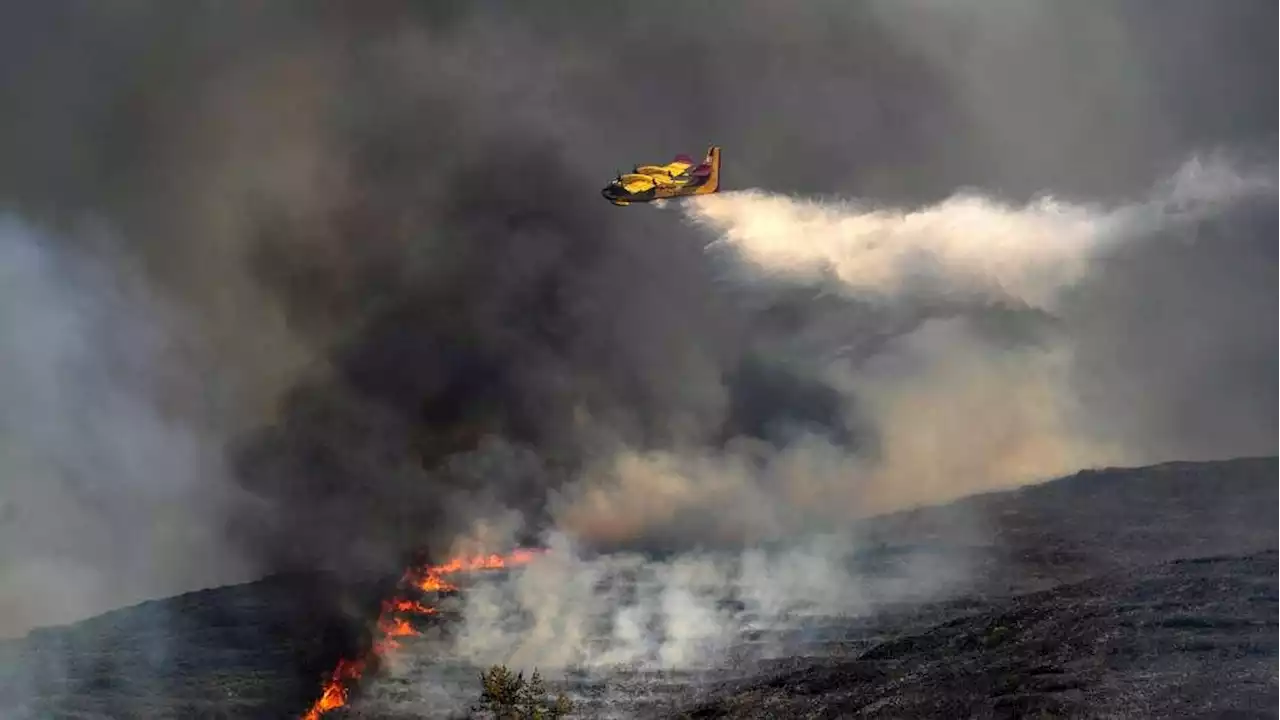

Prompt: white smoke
xmin=361 ymin=530 xmax=968 ymax=718
xmin=0 ymin=216 xmax=252 ymax=637
xmin=438 ymin=530 xmax=963 ymax=671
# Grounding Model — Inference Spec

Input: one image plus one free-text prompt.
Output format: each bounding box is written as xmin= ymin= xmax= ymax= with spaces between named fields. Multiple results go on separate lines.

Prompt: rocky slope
xmin=0 ymin=457 xmax=1274 ymax=719
xmin=676 ymin=550 xmax=1277 ymax=719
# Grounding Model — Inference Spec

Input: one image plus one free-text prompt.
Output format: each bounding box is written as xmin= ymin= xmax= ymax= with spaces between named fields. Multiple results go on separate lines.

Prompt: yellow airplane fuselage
xmin=602 ymin=146 xmax=721 ymax=206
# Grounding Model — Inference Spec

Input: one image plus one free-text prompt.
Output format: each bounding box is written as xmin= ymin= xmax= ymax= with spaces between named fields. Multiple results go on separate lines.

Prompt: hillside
xmin=677 ymin=550 xmax=1276 ymax=719
xmin=0 ymin=457 xmax=1274 ymax=719
xmin=857 ymin=456 xmax=1278 ymax=596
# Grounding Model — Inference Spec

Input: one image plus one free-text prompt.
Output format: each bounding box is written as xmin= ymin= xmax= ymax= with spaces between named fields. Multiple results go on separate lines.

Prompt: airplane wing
xmin=662 ymin=158 xmax=694 ymax=176
xmin=634 ymin=159 xmax=693 ymax=177
xmin=618 ymin=173 xmax=657 ymax=193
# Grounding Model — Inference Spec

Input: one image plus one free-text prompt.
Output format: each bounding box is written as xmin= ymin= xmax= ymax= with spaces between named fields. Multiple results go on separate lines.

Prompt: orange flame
xmin=390 ymin=599 xmax=436 ymax=614
xmin=301 ymin=658 xmax=365 ymax=720
xmin=415 ymin=573 xmax=458 ymax=593
xmin=300 ymin=547 xmax=544 ymax=719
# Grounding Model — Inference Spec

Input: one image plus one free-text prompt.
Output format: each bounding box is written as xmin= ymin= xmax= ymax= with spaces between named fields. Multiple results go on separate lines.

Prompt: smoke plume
xmin=398 ymin=157 xmax=1272 ymax=708
xmin=0 ymin=7 xmax=1273 ymax=717
xmin=0 ymin=217 xmax=253 ymax=637
xmin=545 ymin=156 xmax=1273 ymax=550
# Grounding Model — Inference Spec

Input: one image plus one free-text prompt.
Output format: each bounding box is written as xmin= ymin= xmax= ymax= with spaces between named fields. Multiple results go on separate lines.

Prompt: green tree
xmin=473 ymin=664 xmax=573 ymax=719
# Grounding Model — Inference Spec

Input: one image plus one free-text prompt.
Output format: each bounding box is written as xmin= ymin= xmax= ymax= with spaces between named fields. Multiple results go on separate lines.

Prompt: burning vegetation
xmin=302 ymin=548 xmax=546 ymax=719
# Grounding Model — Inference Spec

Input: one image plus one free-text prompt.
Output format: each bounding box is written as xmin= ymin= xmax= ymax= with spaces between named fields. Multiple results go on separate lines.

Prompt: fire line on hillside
xmin=302 ymin=548 xmax=546 ymax=719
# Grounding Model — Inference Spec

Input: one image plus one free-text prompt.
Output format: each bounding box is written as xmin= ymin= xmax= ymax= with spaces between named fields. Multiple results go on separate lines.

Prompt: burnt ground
xmin=0 ymin=572 xmax=390 ymax=719
xmin=0 ymin=456 xmax=1275 ymax=719
xmin=670 ymin=551 xmax=1277 ymax=719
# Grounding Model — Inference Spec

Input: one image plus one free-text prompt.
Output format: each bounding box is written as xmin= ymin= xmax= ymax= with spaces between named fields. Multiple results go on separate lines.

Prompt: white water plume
xmin=684 ymin=155 xmax=1273 ymax=311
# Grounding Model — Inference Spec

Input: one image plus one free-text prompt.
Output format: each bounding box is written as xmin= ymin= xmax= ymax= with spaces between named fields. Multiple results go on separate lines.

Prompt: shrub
xmin=472 ymin=664 xmax=573 ymax=719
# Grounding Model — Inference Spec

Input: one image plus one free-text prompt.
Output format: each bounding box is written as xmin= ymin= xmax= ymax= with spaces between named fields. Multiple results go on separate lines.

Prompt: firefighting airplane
xmin=600 ymin=145 xmax=721 ymax=206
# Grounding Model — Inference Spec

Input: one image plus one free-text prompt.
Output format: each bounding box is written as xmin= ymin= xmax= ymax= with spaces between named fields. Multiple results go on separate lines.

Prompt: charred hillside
xmin=0 ymin=573 xmax=392 ymax=719
xmin=0 ymin=456 xmax=1274 ymax=719
xmin=856 ymin=455 xmax=1279 ymax=597
xmin=678 ymin=550 xmax=1277 ymax=719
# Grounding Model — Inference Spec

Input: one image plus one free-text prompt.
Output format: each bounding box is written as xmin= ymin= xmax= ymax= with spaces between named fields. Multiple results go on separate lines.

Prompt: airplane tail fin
xmin=694 ymin=145 xmax=721 ymax=195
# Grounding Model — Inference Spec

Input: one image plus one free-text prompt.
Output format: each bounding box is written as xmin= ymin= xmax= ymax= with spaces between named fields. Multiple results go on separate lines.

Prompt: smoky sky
xmin=0 ymin=0 xmax=1275 ymax=615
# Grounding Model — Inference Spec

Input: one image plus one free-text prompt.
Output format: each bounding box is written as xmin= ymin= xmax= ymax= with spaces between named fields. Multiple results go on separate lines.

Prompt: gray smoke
xmin=383 ymin=153 xmax=1270 ymax=714
xmin=0 ymin=1 xmax=1272 ymax=694
xmin=0 ymin=217 xmax=253 ymax=637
